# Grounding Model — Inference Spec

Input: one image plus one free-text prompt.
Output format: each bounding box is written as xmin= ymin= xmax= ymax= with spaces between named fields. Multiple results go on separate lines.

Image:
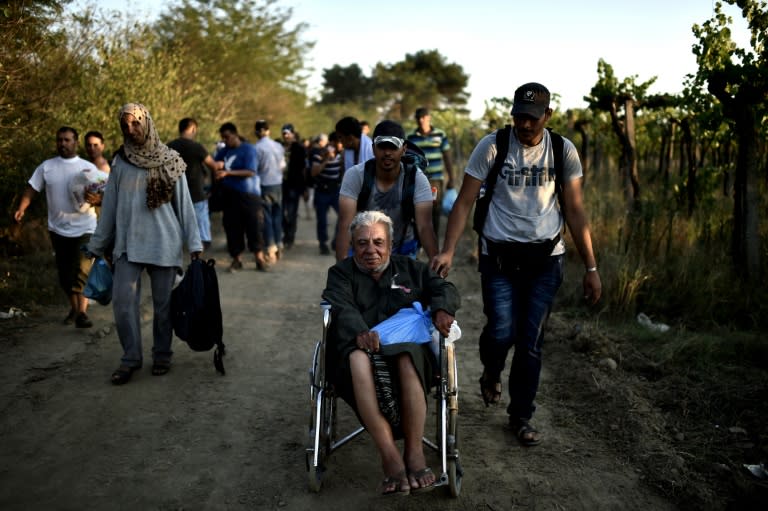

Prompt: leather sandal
xmin=111 ymin=365 xmax=140 ymax=385
xmin=479 ymin=372 xmax=502 ymax=407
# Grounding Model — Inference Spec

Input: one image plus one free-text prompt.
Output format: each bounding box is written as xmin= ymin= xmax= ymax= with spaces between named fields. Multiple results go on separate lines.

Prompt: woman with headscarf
xmin=88 ymin=103 xmax=202 ymax=385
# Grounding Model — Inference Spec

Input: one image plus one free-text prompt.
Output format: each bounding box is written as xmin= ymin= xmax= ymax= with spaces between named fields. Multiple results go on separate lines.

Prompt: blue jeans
xmin=313 ymin=187 xmax=339 ymax=246
xmin=193 ymin=200 xmax=211 ymax=243
xmin=479 ymin=254 xmax=564 ymax=420
xmin=261 ymin=185 xmax=283 ymax=249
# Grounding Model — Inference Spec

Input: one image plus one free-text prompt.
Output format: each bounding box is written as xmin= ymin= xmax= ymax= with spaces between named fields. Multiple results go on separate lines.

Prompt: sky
xmin=74 ymin=0 xmax=751 ymax=119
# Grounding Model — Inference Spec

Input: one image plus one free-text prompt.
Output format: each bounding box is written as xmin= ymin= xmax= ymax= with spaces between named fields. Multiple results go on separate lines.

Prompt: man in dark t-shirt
xmin=168 ymin=117 xmax=222 ymax=249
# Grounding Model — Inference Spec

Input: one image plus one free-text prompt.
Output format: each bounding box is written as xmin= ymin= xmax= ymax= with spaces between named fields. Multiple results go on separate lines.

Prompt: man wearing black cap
xmin=335 ymin=120 xmax=438 ymax=261
xmin=432 ymin=82 xmax=602 ymax=447
xmin=407 ymin=107 xmax=454 ymax=236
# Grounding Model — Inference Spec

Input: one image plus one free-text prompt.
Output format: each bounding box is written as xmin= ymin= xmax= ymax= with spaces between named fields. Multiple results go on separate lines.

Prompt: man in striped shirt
xmin=407 ymin=107 xmax=454 ymax=236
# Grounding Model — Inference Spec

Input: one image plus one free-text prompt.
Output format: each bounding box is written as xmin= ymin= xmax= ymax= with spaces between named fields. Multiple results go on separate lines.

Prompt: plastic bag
xmin=372 ymin=302 xmax=432 ymax=346
xmin=430 ymin=320 xmax=462 ymax=357
xmin=69 ymin=168 xmax=109 ymax=212
xmin=441 ymin=187 xmax=458 ymax=216
xmin=83 ymin=257 xmax=112 ymax=305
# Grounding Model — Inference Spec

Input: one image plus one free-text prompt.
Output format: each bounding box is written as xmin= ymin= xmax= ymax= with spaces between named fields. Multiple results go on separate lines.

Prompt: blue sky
xmin=74 ymin=0 xmax=750 ymax=119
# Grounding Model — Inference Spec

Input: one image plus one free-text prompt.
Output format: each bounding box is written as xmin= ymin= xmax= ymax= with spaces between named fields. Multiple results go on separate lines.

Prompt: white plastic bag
xmin=430 ymin=320 xmax=462 ymax=357
xmin=69 ymin=168 xmax=109 ymax=212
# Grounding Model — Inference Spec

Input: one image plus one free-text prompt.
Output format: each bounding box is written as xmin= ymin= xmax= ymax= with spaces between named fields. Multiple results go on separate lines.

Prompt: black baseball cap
xmin=511 ymin=83 xmax=551 ymax=119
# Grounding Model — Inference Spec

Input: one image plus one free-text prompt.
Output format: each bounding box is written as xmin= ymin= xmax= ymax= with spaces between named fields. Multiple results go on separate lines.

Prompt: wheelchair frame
xmin=306 ymin=300 xmax=463 ymax=496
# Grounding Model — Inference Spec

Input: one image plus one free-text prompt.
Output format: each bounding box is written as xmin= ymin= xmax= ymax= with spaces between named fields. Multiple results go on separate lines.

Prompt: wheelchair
xmin=306 ymin=300 xmax=463 ymax=496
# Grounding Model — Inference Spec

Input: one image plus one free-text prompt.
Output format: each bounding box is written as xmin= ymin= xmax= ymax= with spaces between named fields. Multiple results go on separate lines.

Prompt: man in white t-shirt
xmin=336 ymin=120 xmax=438 ymax=261
xmin=432 ymin=83 xmax=602 ymax=447
xmin=14 ymin=126 xmax=99 ymax=328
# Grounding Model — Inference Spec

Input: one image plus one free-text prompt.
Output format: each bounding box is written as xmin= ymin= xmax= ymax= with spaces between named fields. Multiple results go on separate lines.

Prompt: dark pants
xmin=49 ymin=231 xmax=92 ymax=295
xmin=313 ymin=187 xmax=339 ymax=246
xmin=222 ymin=187 xmax=264 ymax=257
xmin=282 ymin=186 xmax=302 ymax=246
xmin=479 ymin=254 xmax=564 ymax=420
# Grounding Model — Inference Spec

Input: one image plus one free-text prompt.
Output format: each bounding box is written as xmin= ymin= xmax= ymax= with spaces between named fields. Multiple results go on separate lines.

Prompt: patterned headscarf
xmin=119 ymin=103 xmax=186 ymax=210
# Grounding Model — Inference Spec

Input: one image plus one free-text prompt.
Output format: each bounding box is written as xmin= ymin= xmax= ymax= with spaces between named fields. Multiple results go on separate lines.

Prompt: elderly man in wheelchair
xmin=320 ymin=210 xmax=461 ymax=496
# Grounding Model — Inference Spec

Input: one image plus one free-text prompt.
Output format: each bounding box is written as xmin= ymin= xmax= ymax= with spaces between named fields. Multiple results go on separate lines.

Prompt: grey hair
xmin=349 ymin=210 xmax=394 ymax=244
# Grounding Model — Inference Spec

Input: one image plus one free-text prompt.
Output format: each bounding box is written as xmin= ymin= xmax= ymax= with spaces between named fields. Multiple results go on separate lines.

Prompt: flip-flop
xmin=408 ymin=467 xmax=436 ymax=493
xmin=151 ymin=361 xmax=171 ymax=376
xmin=111 ymin=365 xmax=140 ymax=385
xmin=380 ymin=470 xmax=410 ymax=497
xmin=512 ymin=419 xmax=541 ymax=447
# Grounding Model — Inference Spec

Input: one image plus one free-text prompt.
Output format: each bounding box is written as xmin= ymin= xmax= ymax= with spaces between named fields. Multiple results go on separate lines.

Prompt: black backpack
xmin=357 ymin=141 xmax=426 ymax=247
xmin=472 ymin=125 xmax=565 ymax=234
xmin=171 ymin=258 xmax=226 ymax=374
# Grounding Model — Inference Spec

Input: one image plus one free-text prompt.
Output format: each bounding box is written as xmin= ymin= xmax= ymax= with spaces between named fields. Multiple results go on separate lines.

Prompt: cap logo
xmin=523 ymin=90 xmax=536 ymax=102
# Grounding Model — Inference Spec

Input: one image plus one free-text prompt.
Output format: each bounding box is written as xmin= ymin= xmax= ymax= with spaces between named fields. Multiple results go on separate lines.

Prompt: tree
xmin=585 ymin=59 xmax=656 ymax=209
xmin=153 ymin=0 xmax=312 ymax=130
xmin=370 ymin=49 xmax=469 ymax=119
xmin=691 ymin=0 xmax=768 ymax=280
xmin=319 ymin=64 xmax=371 ymax=105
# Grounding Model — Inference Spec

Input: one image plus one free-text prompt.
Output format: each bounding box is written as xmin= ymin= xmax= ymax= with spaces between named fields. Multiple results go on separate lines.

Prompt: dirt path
xmin=0 ymin=209 xmax=676 ymax=510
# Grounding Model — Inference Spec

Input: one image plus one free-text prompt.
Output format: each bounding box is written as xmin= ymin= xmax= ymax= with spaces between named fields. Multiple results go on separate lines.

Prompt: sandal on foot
xmin=151 ymin=361 xmax=171 ymax=376
xmin=111 ymin=365 xmax=139 ymax=385
xmin=408 ymin=467 xmax=436 ymax=493
xmin=512 ymin=418 xmax=541 ymax=446
xmin=380 ymin=470 xmax=410 ymax=497
xmin=479 ymin=373 xmax=502 ymax=407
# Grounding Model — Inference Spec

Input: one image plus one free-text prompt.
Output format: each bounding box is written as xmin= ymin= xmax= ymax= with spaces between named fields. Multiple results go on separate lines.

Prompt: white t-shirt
xmin=340 ymin=161 xmax=432 ymax=247
xmin=28 ymin=156 xmax=98 ymax=237
xmin=465 ymin=129 xmax=582 ymax=255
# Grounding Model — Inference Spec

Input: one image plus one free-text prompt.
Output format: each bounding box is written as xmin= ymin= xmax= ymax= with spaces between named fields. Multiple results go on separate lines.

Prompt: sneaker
xmin=319 ymin=244 xmax=330 ymax=255
xmin=63 ymin=310 xmax=77 ymax=325
xmin=228 ymin=259 xmax=243 ymax=273
xmin=75 ymin=312 xmax=93 ymax=328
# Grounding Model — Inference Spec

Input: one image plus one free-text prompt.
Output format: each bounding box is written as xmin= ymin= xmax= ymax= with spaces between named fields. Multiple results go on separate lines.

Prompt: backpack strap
xmin=399 ymin=163 xmax=418 ymax=246
xmin=472 ymin=124 xmax=511 ymax=234
xmin=356 ymin=159 xmax=377 ymax=212
xmin=547 ymin=128 xmax=566 ymax=226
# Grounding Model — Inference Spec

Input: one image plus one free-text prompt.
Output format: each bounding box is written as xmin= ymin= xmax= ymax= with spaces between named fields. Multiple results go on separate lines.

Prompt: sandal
xmin=380 ymin=470 xmax=410 ymax=497
xmin=111 ymin=365 xmax=140 ymax=385
xmin=479 ymin=372 xmax=502 ymax=407
xmin=512 ymin=418 xmax=541 ymax=447
xmin=151 ymin=361 xmax=171 ymax=376
xmin=408 ymin=466 xmax=436 ymax=493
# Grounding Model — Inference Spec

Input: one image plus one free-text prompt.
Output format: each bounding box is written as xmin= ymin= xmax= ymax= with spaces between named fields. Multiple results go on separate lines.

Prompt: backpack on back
xmin=472 ymin=125 xmax=565 ymax=235
xmin=171 ymin=258 xmax=226 ymax=374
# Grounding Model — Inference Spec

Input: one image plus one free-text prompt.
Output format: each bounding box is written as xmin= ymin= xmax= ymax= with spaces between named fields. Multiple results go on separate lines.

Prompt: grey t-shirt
xmin=465 ymin=128 xmax=582 ymax=255
xmin=340 ymin=162 xmax=432 ymax=247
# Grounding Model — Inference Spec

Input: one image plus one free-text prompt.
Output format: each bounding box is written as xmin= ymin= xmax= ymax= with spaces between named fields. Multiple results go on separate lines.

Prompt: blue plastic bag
xmin=372 ymin=302 xmax=432 ymax=345
xmin=441 ymin=187 xmax=458 ymax=216
xmin=83 ymin=257 xmax=113 ymax=305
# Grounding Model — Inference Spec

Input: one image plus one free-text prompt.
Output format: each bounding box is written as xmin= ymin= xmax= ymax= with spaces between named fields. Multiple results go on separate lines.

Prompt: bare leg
xmin=349 ymin=350 xmax=409 ymax=492
xmin=76 ymin=293 xmax=89 ymax=314
xmin=397 ymin=353 xmax=436 ymax=489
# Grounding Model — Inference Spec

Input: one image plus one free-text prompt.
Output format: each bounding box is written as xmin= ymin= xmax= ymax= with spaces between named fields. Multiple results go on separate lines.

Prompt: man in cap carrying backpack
xmin=335 ymin=120 xmax=438 ymax=262
xmin=431 ymin=82 xmax=602 ymax=446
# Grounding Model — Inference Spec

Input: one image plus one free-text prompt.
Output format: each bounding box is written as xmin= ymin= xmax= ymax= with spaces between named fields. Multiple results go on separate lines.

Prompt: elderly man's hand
xmin=433 ymin=309 xmax=455 ymax=338
xmin=355 ymin=330 xmax=380 ymax=353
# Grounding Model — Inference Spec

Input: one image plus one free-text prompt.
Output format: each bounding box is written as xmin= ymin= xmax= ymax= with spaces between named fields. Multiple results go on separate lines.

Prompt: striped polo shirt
xmin=407 ymin=127 xmax=451 ymax=180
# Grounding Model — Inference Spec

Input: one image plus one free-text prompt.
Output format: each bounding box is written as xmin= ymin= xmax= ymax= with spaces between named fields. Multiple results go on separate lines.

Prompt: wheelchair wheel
xmin=306 ymin=389 xmax=334 ymax=492
xmin=447 ymin=408 xmax=462 ymax=497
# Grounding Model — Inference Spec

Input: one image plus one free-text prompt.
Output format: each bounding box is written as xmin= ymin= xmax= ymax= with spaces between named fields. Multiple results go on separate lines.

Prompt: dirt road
xmin=0 ymin=210 xmax=675 ymax=510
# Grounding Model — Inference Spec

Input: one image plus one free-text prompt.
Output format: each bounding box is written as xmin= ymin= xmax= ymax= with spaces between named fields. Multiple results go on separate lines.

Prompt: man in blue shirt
xmin=214 ymin=122 xmax=268 ymax=272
